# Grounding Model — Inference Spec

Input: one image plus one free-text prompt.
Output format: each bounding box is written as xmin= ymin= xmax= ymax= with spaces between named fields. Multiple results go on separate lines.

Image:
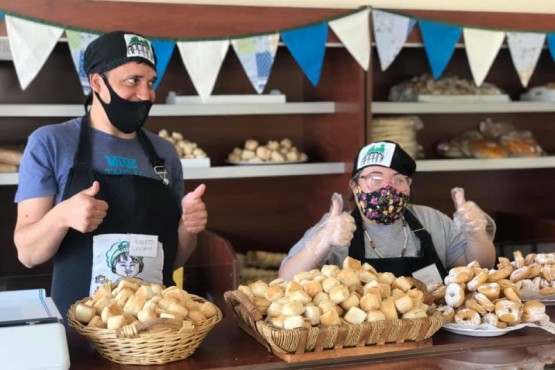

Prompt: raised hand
xmin=181 ymin=184 xmax=208 ymax=234
xmin=66 ymin=181 xmax=108 ymax=233
xmin=323 ymin=193 xmax=356 ymax=248
xmin=451 ymin=187 xmax=489 ymax=236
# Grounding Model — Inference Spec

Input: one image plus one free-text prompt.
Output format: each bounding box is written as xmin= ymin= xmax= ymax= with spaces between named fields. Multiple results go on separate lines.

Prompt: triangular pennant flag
xmin=463 ymin=28 xmax=505 ymax=86
xmin=66 ymin=30 xmax=99 ymax=95
xmin=547 ymin=33 xmax=555 ymax=61
xmin=372 ymin=10 xmax=411 ymax=71
xmin=151 ymin=39 xmax=175 ymax=90
xmin=282 ymin=22 xmax=328 ymax=86
xmin=329 ymin=8 xmax=371 ymax=71
xmin=231 ymin=34 xmax=279 ymax=94
xmin=177 ymin=39 xmax=230 ymax=101
xmin=419 ymin=20 xmax=462 ymax=79
xmin=6 ymin=15 xmax=64 ymax=90
xmin=407 ymin=18 xmax=417 ymax=37
xmin=507 ymin=32 xmax=546 ymax=88
xmin=0 ymin=12 xmax=4 ymax=21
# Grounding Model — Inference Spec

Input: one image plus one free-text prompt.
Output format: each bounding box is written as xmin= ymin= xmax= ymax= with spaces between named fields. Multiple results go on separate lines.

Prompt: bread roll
xmin=401 ymin=307 xmax=427 ymax=319
xmin=360 ymin=293 xmax=381 ymax=312
xmin=285 ymin=281 xmax=303 ymax=296
xmin=320 ymin=309 xmax=341 ymax=326
xmin=135 ymin=285 xmax=155 ymax=300
xmin=394 ymin=295 xmax=414 ymax=314
xmin=267 ymin=301 xmax=284 ymax=318
xmin=303 ymin=305 xmax=321 ymax=326
xmin=123 ymin=295 xmax=146 ymax=317
xmin=392 ymin=276 xmax=413 ymax=292
xmin=187 ymin=309 xmax=206 ymax=323
xmin=281 ymin=301 xmax=305 ymax=316
xmin=107 ymin=315 xmax=127 ymax=330
xmin=283 ymin=315 xmax=304 ymax=329
xmin=250 ymin=281 xmax=269 ymax=298
xmin=321 ymin=265 xmax=340 ymax=278
xmin=287 ymin=290 xmax=311 ymax=304
xmin=378 ymin=272 xmax=395 ymax=285
xmin=337 ymin=268 xmax=360 ymax=287
xmin=344 ymin=306 xmax=367 ymax=324
xmin=264 ymin=286 xmax=284 ymax=302
xmin=342 ymin=256 xmax=362 ymax=270
xmin=302 ymin=280 xmax=323 ymax=297
xmin=101 ymin=303 xmax=124 ymax=324
xmin=200 ymin=302 xmax=218 ymax=318
xmin=75 ymin=303 xmax=97 ymax=324
xmin=329 ymin=285 xmax=350 ymax=304
xmin=87 ymin=315 xmax=106 ymax=328
xmin=312 ymin=291 xmax=330 ymax=306
xmin=366 ymin=310 xmax=386 ymax=322
xmin=138 ymin=308 xmax=157 ymax=322
xmin=380 ymin=299 xmax=398 ymax=320
xmin=340 ymin=293 xmax=360 ymax=311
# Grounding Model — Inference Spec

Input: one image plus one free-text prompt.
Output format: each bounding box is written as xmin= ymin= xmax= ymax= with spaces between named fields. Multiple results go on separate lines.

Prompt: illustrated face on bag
xmin=111 ymin=252 xmax=144 ymax=277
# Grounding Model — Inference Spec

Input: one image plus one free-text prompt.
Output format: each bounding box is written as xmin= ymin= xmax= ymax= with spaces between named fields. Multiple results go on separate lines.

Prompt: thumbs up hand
xmin=181 ymin=184 xmax=208 ymax=234
xmin=321 ymin=192 xmax=356 ymax=249
xmin=451 ymin=187 xmax=495 ymax=240
xmin=65 ymin=181 xmax=109 ymax=233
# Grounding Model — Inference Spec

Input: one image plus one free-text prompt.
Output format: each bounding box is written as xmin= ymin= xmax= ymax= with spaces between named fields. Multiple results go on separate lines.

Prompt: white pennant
xmin=65 ymin=30 xmax=99 ymax=95
xmin=507 ymin=32 xmax=546 ymax=88
xmin=372 ymin=9 xmax=410 ymax=71
xmin=329 ymin=8 xmax=371 ymax=71
xmin=177 ymin=39 xmax=230 ymax=101
xmin=463 ymin=28 xmax=505 ymax=87
xmin=5 ymin=16 xmax=64 ymax=90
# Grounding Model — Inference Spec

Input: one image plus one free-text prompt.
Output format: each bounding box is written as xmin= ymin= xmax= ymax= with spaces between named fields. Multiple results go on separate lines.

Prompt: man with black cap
xmin=279 ymin=140 xmax=496 ymax=284
xmin=14 ymin=31 xmax=207 ymax=318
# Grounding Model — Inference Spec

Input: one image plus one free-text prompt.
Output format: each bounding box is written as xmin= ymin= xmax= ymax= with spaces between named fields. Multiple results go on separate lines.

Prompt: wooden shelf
xmin=372 ymin=102 xmax=555 ymax=114
xmin=0 ymin=102 xmax=336 ymax=117
xmin=416 ymin=156 xmax=555 ymax=171
xmin=0 ymin=162 xmax=346 ymax=184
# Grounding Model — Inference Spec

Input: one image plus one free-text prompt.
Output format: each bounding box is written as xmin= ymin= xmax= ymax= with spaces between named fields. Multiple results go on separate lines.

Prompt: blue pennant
xmin=282 ymin=22 xmax=328 ymax=86
xmin=0 ymin=12 xmax=4 ymax=21
xmin=547 ymin=34 xmax=555 ymax=61
xmin=151 ymin=39 xmax=175 ymax=90
xmin=419 ymin=20 xmax=462 ymax=79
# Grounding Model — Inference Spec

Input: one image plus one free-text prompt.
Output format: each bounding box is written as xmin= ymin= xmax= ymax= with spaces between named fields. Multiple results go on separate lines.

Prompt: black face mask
xmin=94 ymin=76 xmax=153 ymax=134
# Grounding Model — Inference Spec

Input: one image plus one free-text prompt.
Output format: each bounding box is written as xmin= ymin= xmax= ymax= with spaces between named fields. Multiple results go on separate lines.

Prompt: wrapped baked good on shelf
xmin=0 ymin=144 xmax=24 ymax=172
xmin=389 ymin=74 xmax=507 ymax=102
xmin=236 ymin=250 xmax=287 ymax=285
xmin=499 ymin=131 xmax=544 ymax=158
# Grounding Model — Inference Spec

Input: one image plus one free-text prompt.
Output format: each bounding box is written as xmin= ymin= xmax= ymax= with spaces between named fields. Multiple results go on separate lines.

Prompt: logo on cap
xmin=357 ymin=142 xmax=395 ymax=170
xmin=124 ymin=34 xmax=155 ymax=65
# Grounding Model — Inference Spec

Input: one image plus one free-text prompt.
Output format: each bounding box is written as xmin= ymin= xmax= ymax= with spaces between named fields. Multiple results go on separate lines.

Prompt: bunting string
xmin=1 ymin=6 xmax=555 ymax=96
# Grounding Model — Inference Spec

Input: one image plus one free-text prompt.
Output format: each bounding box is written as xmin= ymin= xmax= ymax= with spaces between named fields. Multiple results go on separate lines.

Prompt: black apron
xmin=349 ymin=208 xmax=447 ymax=279
xmin=51 ymin=115 xmax=181 ymax=319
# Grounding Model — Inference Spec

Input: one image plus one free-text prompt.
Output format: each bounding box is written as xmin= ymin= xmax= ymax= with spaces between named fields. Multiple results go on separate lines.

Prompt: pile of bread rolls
xmin=237 ymin=257 xmax=431 ymax=330
xmin=73 ymin=278 xmax=218 ymax=331
xmin=227 ymin=138 xmax=308 ymax=163
xmin=158 ymin=130 xmax=208 ymax=159
xmin=237 ymin=250 xmax=287 ymax=285
xmin=429 ymin=254 xmax=550 ymax=328
xmin=0 ymin=145 xmax=23 ymax=173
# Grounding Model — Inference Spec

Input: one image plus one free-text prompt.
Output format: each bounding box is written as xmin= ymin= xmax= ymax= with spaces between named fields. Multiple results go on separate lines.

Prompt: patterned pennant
xmin=419 ymin=20 xmax=462 ymax=79
xmin=6 ymin=15 xmax=64 ymax=90
xmin=329 ymin=8 xmax=371 ymax=71
xmin=177 ymin=39 xmax=230 ymax=101
xmin=507 ymin=32 xmax=546 ymax=88
xmin=372 ymin=10 xmax=411 ymax=71
xmin=463 ymin=28 xmax=505 ymax=86
xmin=282 ymin=22 xmax=328 ymax=86
xmin=546 ymin=33 xmax=555 ymax=61
xmin=231 ymin=34 xmax=279 ymax=94
xmin=66 ymin=30 xmax=99 ymax=95
xmin=151 ymin=39 xmax=175 ymax=90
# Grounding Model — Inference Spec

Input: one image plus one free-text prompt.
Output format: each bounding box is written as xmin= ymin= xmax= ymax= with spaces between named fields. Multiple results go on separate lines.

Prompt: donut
xmin=455 ymin=308 xmax=481 ymax=326
xmin=467 ymin=260 xmax=481 ymax=271
xmin=524 ymin=253 xmax=537 ymax=266
xmin=496 ymin=257 xmax=511 ymax=269
xmin=445 ymin=267 xmax=473 ymax=284
xmin=497 ymin=279 xmax=519 ymax=293
xmin=522 ymin=300 xmax=547 ymax=322
xmin=465 ymin=298 xmax=487 ymax=315
xmin=527 ymin=263 xmax=542 ymax=279
xmin=513 ymin=250 xmax=525 ymax=268
xmin=473 ymin=292 xmax=495 ymax=312
xmin=536 ymin=253 xmax=555 ymax=265
xmin=495 ymin=299 xmax=521 ymax=325
xmin=503 ymin=287 xmax=522 ymax=306
xmin=430 ymin=284 xmax=447 ymax=302
xmin=542 ymin=264 xmax=555 ymax=282
xmin=488 ymin=265 xmax=513 ymax=282
xmin=445 ymin=283 xmax=465 ymax=308
xmin=510 ymin=266 xmax=530 ymax=283
xmin=482 ymin=312 xmax=507 ymax=329
xmin=539 ymin=287 xmax=555 ymax=296
xmin=477 ymin=283 xmax=501 ymax=300
xmin=467 ymin=269 xmax=488 ymax=291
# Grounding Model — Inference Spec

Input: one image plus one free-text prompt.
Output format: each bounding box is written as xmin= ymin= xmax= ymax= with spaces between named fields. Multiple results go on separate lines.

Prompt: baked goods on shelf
xmin=227 ymin=138 xmax=308 ymax=164
xmin=236 ymin=250 xmax=287 ymax=285
xmin=371 ymin=116 xmax=423 ymax=159
xmin=0 ymin=145 xmax=23 ymax=172
xmin=436 ymin=118 xmax=545 ymax=159
xmin=158 ymin=130 xmax=208 ymax=159
xmin=388 ymin=74 xmax=508 ymax=102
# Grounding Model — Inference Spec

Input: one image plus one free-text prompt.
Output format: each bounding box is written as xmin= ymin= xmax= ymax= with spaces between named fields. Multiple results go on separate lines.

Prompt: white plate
xmin=442 ymin=323 xmax=521 ymax=337
xmin=226 ymin=159 xmax=307 ymax=166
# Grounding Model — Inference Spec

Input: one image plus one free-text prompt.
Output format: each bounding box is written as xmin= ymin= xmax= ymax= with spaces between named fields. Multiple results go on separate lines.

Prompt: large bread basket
xmin=68 ymin=279 xmax=222 ymax=365
xmin=224 ymin=277 xmax=453 ymax=362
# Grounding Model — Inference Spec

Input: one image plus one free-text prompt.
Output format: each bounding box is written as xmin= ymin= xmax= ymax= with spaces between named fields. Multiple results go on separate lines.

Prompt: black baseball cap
xmin=352 ymin=141 xmax=416 ymax=177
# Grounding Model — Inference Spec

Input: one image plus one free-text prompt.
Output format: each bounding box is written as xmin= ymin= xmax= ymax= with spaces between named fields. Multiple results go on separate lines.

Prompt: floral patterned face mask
xmin=355 ymin=184 xmax=409 ymax=224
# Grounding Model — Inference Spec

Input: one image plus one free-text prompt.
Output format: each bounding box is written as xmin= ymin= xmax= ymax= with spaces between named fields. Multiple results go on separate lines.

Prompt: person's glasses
xmin=359 ymin=174 xmax=412 ymax=192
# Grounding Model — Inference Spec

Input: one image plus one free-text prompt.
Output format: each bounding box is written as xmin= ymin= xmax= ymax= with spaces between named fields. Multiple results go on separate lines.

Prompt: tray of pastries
xmin=224 ymin=257 xmax=453 ymax=363
xmin=227 ymin=138 xmax=308 ymax=165
xmin=68 ymin=278 xmax=222 ymax=365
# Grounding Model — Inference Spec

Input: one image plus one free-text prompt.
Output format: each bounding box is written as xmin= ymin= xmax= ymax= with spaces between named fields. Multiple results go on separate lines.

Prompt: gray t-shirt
xmin=15 ymin=117 xmax=184 ymax=204
xmin=282 ymin=204 xmax=467 ymax=270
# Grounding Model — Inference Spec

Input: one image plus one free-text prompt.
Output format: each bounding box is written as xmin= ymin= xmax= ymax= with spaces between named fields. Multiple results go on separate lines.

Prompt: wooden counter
xmin=67 ymin=306 xmax=555 ymax=369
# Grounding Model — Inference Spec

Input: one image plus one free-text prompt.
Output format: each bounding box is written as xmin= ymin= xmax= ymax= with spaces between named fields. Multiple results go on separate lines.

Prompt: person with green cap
xmin=279 ymin=141 xmax=496 ymax=286
xmin=13 ymin=30 xmax=207 ymax=318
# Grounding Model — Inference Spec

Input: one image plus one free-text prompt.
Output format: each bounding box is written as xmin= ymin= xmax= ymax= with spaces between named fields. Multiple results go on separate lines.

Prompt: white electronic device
xmin=0 ymin=289 xmax=70 ymax=370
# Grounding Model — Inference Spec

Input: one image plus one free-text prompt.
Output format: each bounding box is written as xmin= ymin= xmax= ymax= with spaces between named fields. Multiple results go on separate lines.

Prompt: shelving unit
xmin=372 ymin=102 xmax=555 ymax=114
xmin=0 ymin=102 xmax=336 ymax=117
xmin=0 ymin=162 xmax=346 ymax=184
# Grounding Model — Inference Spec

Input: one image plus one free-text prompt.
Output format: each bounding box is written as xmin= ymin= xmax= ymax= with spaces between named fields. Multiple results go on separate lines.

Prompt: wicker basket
xmin=68 ymin=285 xmax=222 ymax=365
xmin=224 ymin=278 xmax=453 ymax=356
